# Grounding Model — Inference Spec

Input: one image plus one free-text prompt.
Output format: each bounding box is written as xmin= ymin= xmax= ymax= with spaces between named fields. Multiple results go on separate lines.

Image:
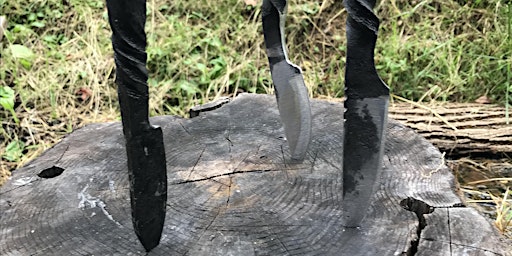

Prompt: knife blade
xmin=106 ymin=0 xmax=167 ymax=251
xmin=262 ymin=0 xmax=312 ymax=161
xmin=341 ymin=0 xmax=390 ymax=227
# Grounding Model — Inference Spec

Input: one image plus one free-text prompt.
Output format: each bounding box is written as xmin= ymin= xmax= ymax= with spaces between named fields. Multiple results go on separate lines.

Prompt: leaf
xmin=196 ymin=63 xmax=207 ymax=72
xmin=10 ymin=44 xmax=35 ymax=59
xmin=0 ymin=86 xmax=19 ymax=123
xmin=19 ymin=59 xmax=33 ymax=69
xmin=31 ymin=21 xmax=45 ymax=28
xmin=10 ymin=44 xmax=35 ymax=69
xmin=208 ymin=37 xmax=222 ymax=48
xmin=0 ymin=86 xmax=15 ymax=111
xmin=3 ymin=140 xmax=25 ymax=162
xmin=177 ymin=80 xmax=199 ymax=95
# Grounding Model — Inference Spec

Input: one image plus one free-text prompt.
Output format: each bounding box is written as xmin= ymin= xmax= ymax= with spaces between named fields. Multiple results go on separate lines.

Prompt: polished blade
xmin=272 ymin=62 xmax=312 ymax=160
xmin=262 ymin=0 xmax=312 ymax=160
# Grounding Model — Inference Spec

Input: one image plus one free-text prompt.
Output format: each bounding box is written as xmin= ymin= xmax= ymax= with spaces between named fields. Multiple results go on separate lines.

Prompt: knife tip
xmin=288 ymin=127 xmax=311 ymax=162
xmin=138 ymin=232 xmax=162 ymax=252
xmin=133 ymin=215 xmax=165 ymax=252
xmin=290 ymin=150 xmax=307 ymax=163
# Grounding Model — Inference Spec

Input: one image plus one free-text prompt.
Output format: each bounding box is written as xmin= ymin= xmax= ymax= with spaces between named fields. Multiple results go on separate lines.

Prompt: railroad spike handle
xmin=106 ymin=0 xmax=168 ymax=252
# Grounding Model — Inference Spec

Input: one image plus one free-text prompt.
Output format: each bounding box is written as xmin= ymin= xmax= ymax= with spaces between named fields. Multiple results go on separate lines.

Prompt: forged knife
xmin=262 ymin=0 xmax=312 ymax=161
xmin=106 ymin=0 xmax=167 ymax=251
xmin=341 ymin=0 xmax=390 ymax=227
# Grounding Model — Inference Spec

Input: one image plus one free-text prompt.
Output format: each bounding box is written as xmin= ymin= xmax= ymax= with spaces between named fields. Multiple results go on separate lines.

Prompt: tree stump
xmin=0 ymin=94 xmax=509 ymax=255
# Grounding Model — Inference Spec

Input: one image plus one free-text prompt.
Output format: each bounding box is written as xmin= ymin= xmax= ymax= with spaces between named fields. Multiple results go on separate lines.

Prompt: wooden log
xmin=0 ymin=94 xmax=509 ymax=255
xmin=388 ymin=102 xmax=512 ymax=157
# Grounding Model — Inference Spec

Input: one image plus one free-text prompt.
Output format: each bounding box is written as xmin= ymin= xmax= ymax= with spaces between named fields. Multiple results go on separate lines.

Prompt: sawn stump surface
xmin=0 ymin=94 xmax=509 ymax=255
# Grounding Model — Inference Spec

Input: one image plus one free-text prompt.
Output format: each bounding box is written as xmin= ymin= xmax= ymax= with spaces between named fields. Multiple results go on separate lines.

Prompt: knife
xmin=341 ymin=0 xmax=390 ymax=227
xmin=262 ymin=0 xmax=312 ymax=161
xmin=106 ymin=0 xmax=167 ymax=251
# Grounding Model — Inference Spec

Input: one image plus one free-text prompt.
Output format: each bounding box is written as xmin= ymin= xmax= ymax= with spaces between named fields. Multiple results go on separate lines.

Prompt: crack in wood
xmin=447 ymin=208 xmax=452 ymax=256
xmin=232 ymin=151 xmax=253 ymax=178
xmin=315 ymin=153 xmax=343 ymax=172
xmin=424 ymin=135 xmax=512 ymax=146
xmin=279 ymin=145 xmax=291 ymax=180
xmin=434 ymin=203 xmax=467 ymax=209
xmin=178 ymin=121 xmax=192 ymax=136
xmin=189 ymin=97 xmax=230 ymax=118
xmin=390 ymin=103 xmax=512 ymax=158
xmin=225 ymin=117 xmax=233 ymax=151
xmin=183 ymin=202 xmax=224 ymax=256
xmin=54 ymin=144 xmax=70 ymax=165
xmin=447 ymin=242 xmax=506 ymax=255
xmin=309 ymin=151 xmax=319 ymax=174
xmin=280 ymin=145 xmax=287 ymax=167
xmin=3 ymin=96 xmax=510 ymax=255
xmin=212 ymin=224 xmax=312 ymax=231
xmin=171 ymin=169 xmax=281 ymax=185
xmin=225 ymin=135 xmax=233 ymax=149
xmin=399 ymin=199 xmax=500 ymax=256
xmin=226 ymin=177 xmax=233 ymax=207
xmin=400 ymin=197 xmax=434 ymax=256
xmin=0 ymin=139 xmax=71 ymax=194
xmin=433 ymin=204 xmax=505 ymax=255
xmin=0 ymin=177 xmax=41 ymax=195
xmin=187 ymin=147 xmax=206 ymax=180
xmin=180 ymin=170 xmax=235 ymax=256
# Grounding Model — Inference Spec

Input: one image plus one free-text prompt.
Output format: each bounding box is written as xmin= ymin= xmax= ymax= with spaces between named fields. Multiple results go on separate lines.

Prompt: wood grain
xmin=0 ymin=94 xmax=508 ymax=255
xmin=389 ymin=102 xmax=512 ymax=157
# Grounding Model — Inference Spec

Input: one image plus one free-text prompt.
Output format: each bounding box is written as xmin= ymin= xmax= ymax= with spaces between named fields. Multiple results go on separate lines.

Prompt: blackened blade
xmin=126 ymin=127 xmax=167 ymax=251
xmin=106 ymin=0 xmax=167 ymax=251
xmin=342 ymin=0 xmax=390 ymax=227
xmin=262 ymin=0 xmax=312 ymax=161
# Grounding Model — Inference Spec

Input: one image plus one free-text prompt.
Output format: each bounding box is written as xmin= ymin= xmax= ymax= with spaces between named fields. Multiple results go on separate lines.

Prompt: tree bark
xmin=0 ymin=94 xmax=509 ymax=255
xmin=389 ymin=102 xmax=512 ymax=157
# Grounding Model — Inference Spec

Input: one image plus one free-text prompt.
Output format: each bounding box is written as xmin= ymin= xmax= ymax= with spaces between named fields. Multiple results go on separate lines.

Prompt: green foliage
xmin=0 ymin=0 xmax=509 ymax=156
xmin=9 ymin=44 xmax=35 ymax=69
xmin=2 ymin=140 xmax=25 ymax=162
xmin=0 ymin=86 xmax=14 ymax=111
xmin=374 ymin=1 xmax=512 ymax=103
xmin=0 ymin=86 xmax=18 ymax=123
xmin=0 ymin=0 xmax=511 ymax=240
xmin=507 ymin=2 xmax=512 ymax=123
xmin=2 ymin=0 xmax=509 ymax=117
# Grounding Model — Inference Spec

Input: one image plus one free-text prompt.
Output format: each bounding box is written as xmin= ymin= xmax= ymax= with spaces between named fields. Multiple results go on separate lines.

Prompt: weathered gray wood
xmin=389 ymin=102 xmax=512 ymax=157
xmin=0 ymin=94 xmax=509 ymax=255
xmin=189 ymin=97 xmax=231 ymax=118
xmin=417 ymin=207 xmax=509 ymax=256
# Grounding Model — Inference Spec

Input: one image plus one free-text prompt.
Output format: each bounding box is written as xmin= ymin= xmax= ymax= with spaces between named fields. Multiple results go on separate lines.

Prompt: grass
xmin=507 ymin=2 xmax=512 ymax=124
xmin=454 ymin=159 xmax=512 ymax=239
xmin=0 ymin=0 xmax=511 ymax=238
xmin=466 ymin=188 xmax=512 ymax=239
xmin=495 ymin=187 xmax=512 ymax=237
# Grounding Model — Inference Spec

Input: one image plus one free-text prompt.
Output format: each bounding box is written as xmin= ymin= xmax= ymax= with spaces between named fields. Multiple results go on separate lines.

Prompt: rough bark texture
xmin=0 ymin=94 xmax=509 ymax=255
xmin=389 ymin=102 xmax=512 ymax=157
